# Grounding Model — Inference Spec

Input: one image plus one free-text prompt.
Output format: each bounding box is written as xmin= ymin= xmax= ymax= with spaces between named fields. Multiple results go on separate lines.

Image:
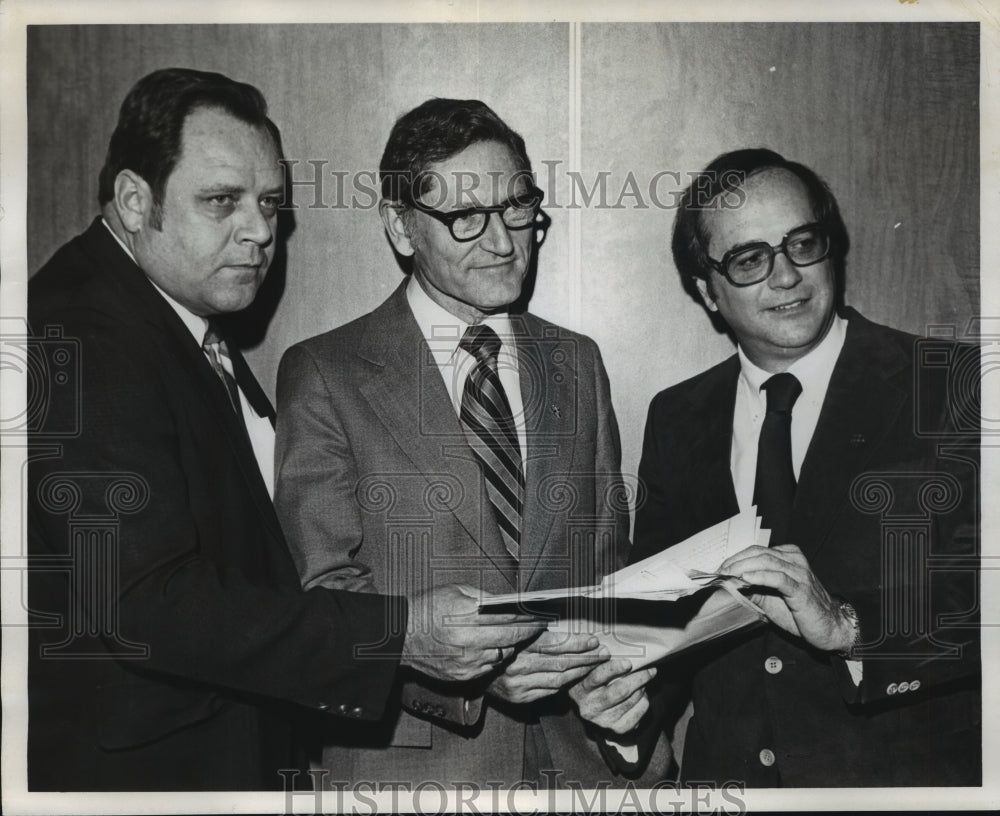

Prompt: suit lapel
xmin=80 ymin=220 xmax=286 ymax=545
xmin=687 ymin=356 xmax=742 ymax=532
xmin=356 ymin=285 xmax=518 ymax=586
xmin=790 ymin=310 xmax=909 ymax=560
xmin=514 ymin=315 xmax=578 ymax=587
xmin=161 ymin=310 xmax=287 ymax=546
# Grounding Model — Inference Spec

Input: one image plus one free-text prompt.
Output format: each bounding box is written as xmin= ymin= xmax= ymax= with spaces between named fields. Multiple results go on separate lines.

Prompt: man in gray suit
xmin=275 ymin=98 xmax=661 ymax=788
xmin=27 ymin=70 xmax=547 ymax=792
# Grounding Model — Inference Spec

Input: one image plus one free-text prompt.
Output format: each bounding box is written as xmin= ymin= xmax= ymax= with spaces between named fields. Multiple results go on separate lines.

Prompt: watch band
xmin=834 ymin=600 xmax=862 ymax=659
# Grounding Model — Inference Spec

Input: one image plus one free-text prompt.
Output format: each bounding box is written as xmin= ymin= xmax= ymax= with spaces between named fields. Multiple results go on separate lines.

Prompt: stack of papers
xmin=482 ymin=508 xmax=768 ymax=606
xmin=480 ymin=508 xmax=771 ymax=666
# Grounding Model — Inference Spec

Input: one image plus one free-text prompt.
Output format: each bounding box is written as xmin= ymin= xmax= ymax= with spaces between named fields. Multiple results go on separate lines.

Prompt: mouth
xmin=223 ymin=262 xmax=266 ymax=276
xmin=766 ymin=297 xmax=810 ymax=313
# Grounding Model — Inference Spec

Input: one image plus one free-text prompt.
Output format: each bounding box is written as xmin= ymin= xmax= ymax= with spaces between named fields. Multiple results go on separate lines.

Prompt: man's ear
xmin=379 ymin=199 xmax=416 ymax=257
xmin=695 ymin=276 xmax=719 ymax=312
xmin=113 ymin=170 xmax=153 ymax=234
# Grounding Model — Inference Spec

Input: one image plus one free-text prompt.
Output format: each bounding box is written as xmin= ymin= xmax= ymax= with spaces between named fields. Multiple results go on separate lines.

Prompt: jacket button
xmin=909 ymin=679 xmax=921 ymax=692
xmin=897 ymin=681 xmax=910 ymax=694
xmin=317 ymin=702 xmax=330 ymax=711
xmin=759 ymin=748 xmax=776 ymax=767
xmin=764 ymin=656 xmax=783 ymax=674
xmin=350 ymin=706 xmax=363 ymax=717
xmin=886 ymin=683 xmax=898 ymax=695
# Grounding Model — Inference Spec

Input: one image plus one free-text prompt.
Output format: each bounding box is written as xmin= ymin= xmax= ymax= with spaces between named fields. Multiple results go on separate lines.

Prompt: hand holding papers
xmin=480 ymin=509 xmax=771 ymax=669
xmin=483 ymin=508 xmax=768 ymax=605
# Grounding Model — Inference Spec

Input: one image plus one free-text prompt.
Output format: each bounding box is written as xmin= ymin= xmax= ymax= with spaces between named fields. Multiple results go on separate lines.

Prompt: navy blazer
xmin=628 ymin=309 xmax=980 ymax=786
xmin=27 ymin=219 xmax=405 ymax=791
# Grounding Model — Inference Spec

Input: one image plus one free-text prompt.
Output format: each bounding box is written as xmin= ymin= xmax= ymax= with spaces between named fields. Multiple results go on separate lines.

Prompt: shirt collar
xmin=405 ymin=275 xmax=514 ymax=365
xmin=737 ymin=314 xmax=848 ymax=401
xmin=102 ymin=217 xmax=137 ymax=264
xmin=102 ymin=217 xmax=208 ymax=346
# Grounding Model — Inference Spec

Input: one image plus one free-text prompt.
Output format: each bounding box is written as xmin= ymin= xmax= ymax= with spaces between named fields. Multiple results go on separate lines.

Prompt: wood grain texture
xmin=26 ymin=23 xmax=978 ymax=488
xmin=578 ymin=23 xmax=978 ymax=482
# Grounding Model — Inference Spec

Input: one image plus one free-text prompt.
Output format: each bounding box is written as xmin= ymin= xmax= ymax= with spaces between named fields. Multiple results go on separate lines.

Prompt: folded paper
xmin=480 ymin=508 xmax=770 ymax=664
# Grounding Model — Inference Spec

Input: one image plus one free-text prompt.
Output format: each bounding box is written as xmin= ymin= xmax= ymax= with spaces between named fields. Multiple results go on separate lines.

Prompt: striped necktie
xmin=202 ymin=322 xmax=244 ymax=420
xmin=459 ymin=324 xmax=523 ymax=561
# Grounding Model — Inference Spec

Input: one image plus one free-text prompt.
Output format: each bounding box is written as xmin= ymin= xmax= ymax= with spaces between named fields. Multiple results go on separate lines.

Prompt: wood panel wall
xmin=26 ymin=23 xmax=978 ymax=486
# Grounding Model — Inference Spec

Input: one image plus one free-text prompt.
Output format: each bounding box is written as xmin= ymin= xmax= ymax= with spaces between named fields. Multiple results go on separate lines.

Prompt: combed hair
xmin=379 ymin=98 xmax=531 ymax=207
xmin=97 ymin=67 xmax=281 ymax=222
xmin=671 ymin=148 xmax=849 ymax=294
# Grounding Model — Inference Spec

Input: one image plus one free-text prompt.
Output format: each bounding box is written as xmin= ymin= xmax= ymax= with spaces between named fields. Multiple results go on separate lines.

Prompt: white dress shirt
xmin=102 ymin=219 xmax=276 ymax=496
xmin=731 ymin=315 xmax=847 ymax=510
xmin=731 ymin=314 xmax=861 ymax=683
xmin=405 ymin=275 xmax=527 ymax=456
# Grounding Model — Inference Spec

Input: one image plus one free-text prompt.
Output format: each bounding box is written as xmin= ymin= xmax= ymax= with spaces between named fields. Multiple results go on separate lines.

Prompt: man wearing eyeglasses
xmin=578 ymin=148 xmax=980 ymax=786
xmin=274 ymin=98 xmax=657 ymax=788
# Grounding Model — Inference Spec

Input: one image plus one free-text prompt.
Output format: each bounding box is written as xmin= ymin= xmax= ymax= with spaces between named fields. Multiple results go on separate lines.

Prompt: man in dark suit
xmin=27 ymin=69 xmax=544 ymax=792
xmin=576 ymin=149 xmax=980 ymax=786
xmin=275 ymin=98 xmax=665 ymax=787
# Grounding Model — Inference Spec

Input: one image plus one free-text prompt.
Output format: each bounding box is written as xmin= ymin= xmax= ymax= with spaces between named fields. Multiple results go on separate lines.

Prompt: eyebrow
xmin=724 ymin=223 xmax=815 ymax=253
xmin=197 ymin=184 xmax=284 ymax=197
xmin=446 ymin=188 xmax=537 ymax=215
xmin=198 ymin=184 xmax=244 ymax=196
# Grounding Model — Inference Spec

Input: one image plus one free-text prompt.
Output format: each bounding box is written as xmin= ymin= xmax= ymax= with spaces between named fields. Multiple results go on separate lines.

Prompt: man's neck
xmin=412 ymin=270 xmax=507 ymax=326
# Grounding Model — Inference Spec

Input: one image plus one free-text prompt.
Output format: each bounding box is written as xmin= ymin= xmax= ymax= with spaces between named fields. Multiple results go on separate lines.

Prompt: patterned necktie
xmin=753 ymin=372 xmax=802 ymax=547
xmin=459 ymin=324 xmax=523 ymax=561
xmin=202 ymin=322 xmax=244 ymax=420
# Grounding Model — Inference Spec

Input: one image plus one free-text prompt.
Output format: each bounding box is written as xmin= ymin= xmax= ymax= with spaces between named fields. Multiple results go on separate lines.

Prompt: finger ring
xmin=495 ymin=647 xmax=504 ymax=665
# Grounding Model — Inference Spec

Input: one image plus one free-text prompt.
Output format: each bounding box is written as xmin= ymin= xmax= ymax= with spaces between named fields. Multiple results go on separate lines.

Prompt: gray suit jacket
xmin=275 ymin=281 xmax=635 ymax=786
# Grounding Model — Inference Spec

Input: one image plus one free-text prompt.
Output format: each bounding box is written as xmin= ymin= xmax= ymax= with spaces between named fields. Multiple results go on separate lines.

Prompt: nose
xmin=768 ymin=250 xmax=802 ymax=289
xmin=479 ymin=211 xmax=514 ymax=256
xmin=236 ymin=202 xmax=275 ymax=248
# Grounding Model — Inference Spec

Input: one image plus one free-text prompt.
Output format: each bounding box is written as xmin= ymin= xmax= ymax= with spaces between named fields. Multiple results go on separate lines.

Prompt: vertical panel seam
xmin=568 ymin=21 xmax=582 ymax=330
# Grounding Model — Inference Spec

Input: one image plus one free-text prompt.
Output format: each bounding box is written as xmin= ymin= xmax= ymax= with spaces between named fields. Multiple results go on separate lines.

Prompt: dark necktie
xmin=203 ymin=322 xmax=245 ymax=421
xmin=459 ymin=325 xmax=523 ymax=561
xmin=752 ymin=372 xmax=802 ymax=547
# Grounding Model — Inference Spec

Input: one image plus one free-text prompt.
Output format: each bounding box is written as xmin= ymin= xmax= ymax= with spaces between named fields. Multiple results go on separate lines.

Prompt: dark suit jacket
xmin=274 ymin=282 xmax=647 ymax=785
xmin=628 ymin=309 xmax=980 ymax=787
xmin=27 ymin=218 xmax=404 ymax=791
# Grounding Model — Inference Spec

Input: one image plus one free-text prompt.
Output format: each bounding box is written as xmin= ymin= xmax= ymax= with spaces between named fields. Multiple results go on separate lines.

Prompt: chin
xmin=479 ymin=292 xmax=522 ymax=312
xmin=771 ymin=325 xmax=829 ymax=355
xmin=211 ymin=286 xmax=260 ymax=314
xmin=492 ymin=278 xmax=526 ymax=303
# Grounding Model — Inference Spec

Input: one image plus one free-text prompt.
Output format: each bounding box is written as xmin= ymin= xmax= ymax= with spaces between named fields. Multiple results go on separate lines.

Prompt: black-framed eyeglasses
xmin=411 ymin=186 xmax=544 ymax=243
xmin=706 ymin=223 xmax=831 ymax=287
